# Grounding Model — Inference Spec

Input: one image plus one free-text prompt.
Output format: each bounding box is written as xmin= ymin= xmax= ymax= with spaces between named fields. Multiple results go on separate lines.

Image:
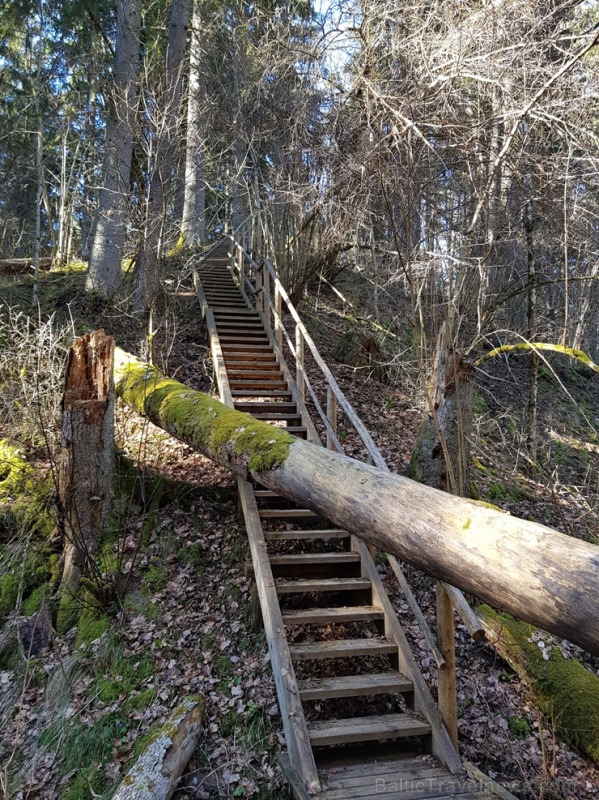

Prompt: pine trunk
xmin=114 ymin=350 xmax=599 ymax=656
xmin=86 ymin=0 xmax=141 ymax=297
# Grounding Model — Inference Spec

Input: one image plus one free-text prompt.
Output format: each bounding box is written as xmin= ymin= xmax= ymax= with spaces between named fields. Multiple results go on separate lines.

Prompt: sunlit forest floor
xmin=0 ymin=259 xmax=597 ymax=799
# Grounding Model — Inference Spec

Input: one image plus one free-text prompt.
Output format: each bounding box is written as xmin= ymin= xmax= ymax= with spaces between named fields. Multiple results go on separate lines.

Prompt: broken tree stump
xmin=58 ymin=330 xmax=115 ymax=619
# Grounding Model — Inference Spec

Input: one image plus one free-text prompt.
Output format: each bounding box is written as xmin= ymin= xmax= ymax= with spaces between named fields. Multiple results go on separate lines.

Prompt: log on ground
xmin=112 ymin=696 xmax=204 ymax=800
xmin=114 ymin=350 xmax=599 ymax=656
xmin=479 ymin=605 xmax=599 ymax=765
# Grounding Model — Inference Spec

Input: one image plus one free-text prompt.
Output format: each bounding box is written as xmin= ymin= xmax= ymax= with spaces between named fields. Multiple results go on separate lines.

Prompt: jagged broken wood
xmin=114 ymin=349 xmax=599 ymax=656
xmin=59 ymin=331 xmax=115 ymax=604
xmin=112 ymin=696 xmax=204 ymax=800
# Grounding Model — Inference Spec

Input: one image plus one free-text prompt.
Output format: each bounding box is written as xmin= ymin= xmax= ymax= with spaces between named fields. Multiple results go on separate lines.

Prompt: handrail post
xmin=256 ymin=264 xmax=263 ymax=313
xmin=229 ymin=237 xmax=235 ymax=272
xmin=237 ymin=244 xmax=243 ymax=285
xmin=263 ymin=267 xmax=272 ymax=331
xmin=275 ymin=284 xmax=283 ymax=351
xmin=436 ymin=581 xmax=458 ymax=749
xmin=296 ymin=324 xmax=305 ymax=402
xmin=326 ymin=387 xmax=337 ymax=450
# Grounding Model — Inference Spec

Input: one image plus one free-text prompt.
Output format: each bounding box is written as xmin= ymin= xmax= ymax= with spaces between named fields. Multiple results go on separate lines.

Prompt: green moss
xmin=479 ymin=606 xmax=599 ymax=764
xmin=0 ymin=440 xmax=54 ymax=538
xmin=75 ymin=607 xmax=110 ymax=645
xmin=124 ymin=688 xmax=155 ymax=713
xmin=508 ymin=716 xmax=532 ymax=739
xmin=143 ymin=562 xmax=167 ymax=593
xmin=0 ymin=573 xmax=19 ymax=619
xmin=21 ymin=583 xmax=48 ymax=616
xmin=91 ymin=653 xmax=154 ymax=703
xmin=132 ymin=697 xmax=200 ymax=757
xmin=115 ymin=361 xmax=294 ymax=472
xmin=475 ymin=342 xmax=599 ymax=372
xmin=486 ymin=482 xmax=507 ymax=502
xmin=62 ymin=766 xmax=107 ymax=800
xmin=473 ymin=390 xmax=488 ymax=415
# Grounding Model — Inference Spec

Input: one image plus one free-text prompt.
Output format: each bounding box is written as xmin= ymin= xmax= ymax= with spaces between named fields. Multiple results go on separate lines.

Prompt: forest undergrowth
xmin=0 ymin=261 xmax=598 ymax=799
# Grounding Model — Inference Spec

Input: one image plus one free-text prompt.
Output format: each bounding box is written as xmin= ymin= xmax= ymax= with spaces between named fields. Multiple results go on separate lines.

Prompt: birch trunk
xmin=86 ymin=0 xmax=141 ymax=297
xmin=181 ymin=0 xmax=206 ymax=247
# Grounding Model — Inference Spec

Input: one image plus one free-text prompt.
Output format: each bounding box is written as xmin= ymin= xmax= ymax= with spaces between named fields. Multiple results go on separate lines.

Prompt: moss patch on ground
xmin=479 ymin=605 xmax=599 ymax=765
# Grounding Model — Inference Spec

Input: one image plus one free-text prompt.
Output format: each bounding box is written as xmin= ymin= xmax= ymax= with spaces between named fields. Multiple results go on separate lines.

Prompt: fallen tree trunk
xmin=0 ymin=256 xmax=52 ymax=274
xmin=114 ymin=350 xmax=599 ymax=656
xmin=112 ymin=696 xmax=204 ymax=800
xmin=478 ymin=606 xmax=599 ymax=765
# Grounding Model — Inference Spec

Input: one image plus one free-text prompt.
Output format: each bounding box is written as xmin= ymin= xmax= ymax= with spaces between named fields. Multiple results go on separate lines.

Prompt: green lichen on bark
xmin=479 ymin=605 xmax=599 ymax=765
xmin=475 ymin=342 xmax=599 ymax=372
xmin=114 ymin=355 xmax=294 ymax=472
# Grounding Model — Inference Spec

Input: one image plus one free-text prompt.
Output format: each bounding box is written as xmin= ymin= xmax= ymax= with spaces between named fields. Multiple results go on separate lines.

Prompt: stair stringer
xmin=237 ymin=478 xmax=321 ymax=796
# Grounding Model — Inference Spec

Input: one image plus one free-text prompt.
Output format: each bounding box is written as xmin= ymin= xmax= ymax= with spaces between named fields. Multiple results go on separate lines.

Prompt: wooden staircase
xmin=194 ymin=236 xmax=515 ymax=800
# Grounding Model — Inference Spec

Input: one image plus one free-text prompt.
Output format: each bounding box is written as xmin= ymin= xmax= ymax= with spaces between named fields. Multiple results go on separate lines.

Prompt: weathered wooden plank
xmin=264 ymin=529 xmax=350 ymax=541
xmin=237 ymin=479 xmax=320 ymax=795
xmin=282 ymin=606 xmax=385 ymax=626
xmin=308 ymin=714 xmax=431 ymax=746
xmin=298 ymin=672 xmax=413 ymax=700
xmin=258 ymin=508 xmax=318 ymax=518
xmin=275 ymin=577 xmax=371 ymax=594
xmin=289 ymin=638 xmax=397 ymax=661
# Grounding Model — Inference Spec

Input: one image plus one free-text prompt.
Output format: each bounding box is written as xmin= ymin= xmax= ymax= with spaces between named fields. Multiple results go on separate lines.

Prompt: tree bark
xmin=409 ymin=323 xmax=474 ymax=496
xmin=112 ymin=696 xmax=204 ymax=800
xmin=181 ymin=0 xmax=206 ymax=248
xmin=133 ymin=0 xmax=189 ymax=312
xmin=86 ymin=0 xmax=141 ymax=297
xmin=114 ymin=350 xmax=599 ymax=656
xmin=59 ymin=331 xmax=115 ymax=602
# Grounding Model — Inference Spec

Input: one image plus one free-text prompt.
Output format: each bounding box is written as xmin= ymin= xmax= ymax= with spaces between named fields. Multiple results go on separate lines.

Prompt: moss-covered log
xmin=112 ymin=696 xmax=204 ymax=800
xmin=114 ymin=350 xmax=599 ymax=656
xmin=478 ymin=606 xmax=599 ymax=765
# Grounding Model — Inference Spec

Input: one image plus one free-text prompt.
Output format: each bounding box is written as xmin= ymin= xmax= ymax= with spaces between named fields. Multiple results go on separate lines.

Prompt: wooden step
xmin=254 ymin=489 xmax=279 ymax=498
xmin=286 ymin=426 xmax=307 ymax=437
xmin=231 ymin=389 xmax=292 ymax=397
xmin=289 ymin=637 xmax=398 ymax=662
xmin=227 ymin=370 xmax=284 ymax=380
xmin=229 ymin=380 xmax=289 ymax=390
xmin=307 ymin=714 xmax=431 ymax=746
xmin=274 ymin=577 xmax=371 ymax=594
xmin=235 ymin=402 xmax=296 ymax=413
xmin=212 ymin=307 xmax=256 ymax=314
xmin=227 ymin=350 xmax=277 ymax=363
xmin=215 ymin=320 xmax=264 ymax=328
xmin=298 ymin=672 xmax=412 ymax=700
xmin=251 ymin=413 xmax=302 ymax=422
xmin=222 ymin=343 xmax=274 ymax=350
xmin=225 ymin=362 xmax=280 ymax=370
xmin=246 ymin=553 xmax=360 ymax=577
xmin=258 ymin=508 xmax=318 ymax=518
xmin=282 ymin=605 xmax=384 ymax=626
xmin=264 ymin=529 xmax=350 ymax=541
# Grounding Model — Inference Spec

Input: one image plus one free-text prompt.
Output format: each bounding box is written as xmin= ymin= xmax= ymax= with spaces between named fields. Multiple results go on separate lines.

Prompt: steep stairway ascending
xmin=195 ymin=241 xmax=508 ymax=800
